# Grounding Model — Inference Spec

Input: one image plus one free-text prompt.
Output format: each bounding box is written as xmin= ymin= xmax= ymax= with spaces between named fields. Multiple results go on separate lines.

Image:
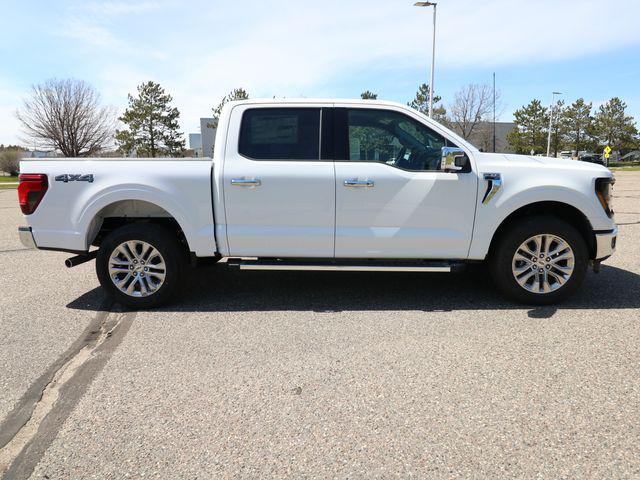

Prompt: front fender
xmin=468 ymin=183 xmax=606 ymax=260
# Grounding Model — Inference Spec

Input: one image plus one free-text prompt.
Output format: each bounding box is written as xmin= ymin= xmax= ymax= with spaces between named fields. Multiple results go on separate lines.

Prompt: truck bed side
xmin=19 ymin=158 xmax=217 ymax=256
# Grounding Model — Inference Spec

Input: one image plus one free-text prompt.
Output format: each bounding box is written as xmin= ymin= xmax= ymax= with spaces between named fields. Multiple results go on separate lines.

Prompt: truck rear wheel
xmin=96 ymin=223 xmax=186 ymax=309
xmin=489 ymin=216 xmax=589 ymax=305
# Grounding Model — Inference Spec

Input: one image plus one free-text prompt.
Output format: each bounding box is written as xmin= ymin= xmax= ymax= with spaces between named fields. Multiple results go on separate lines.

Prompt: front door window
xmin=342 ymin=108 xmax=456 ymax=171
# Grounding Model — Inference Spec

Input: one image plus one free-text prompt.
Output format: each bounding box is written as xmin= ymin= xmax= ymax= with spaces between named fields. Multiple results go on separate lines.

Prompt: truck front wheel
xmin=489 ymin=216 xmax=589 ymax=305
xmin=96 ymin=223 xmax=186 ymax=309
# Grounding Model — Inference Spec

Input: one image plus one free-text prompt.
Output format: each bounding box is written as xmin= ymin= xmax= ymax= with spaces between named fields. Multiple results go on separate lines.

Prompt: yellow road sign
xmin=604 ymin=146 xmax=612 ymax=157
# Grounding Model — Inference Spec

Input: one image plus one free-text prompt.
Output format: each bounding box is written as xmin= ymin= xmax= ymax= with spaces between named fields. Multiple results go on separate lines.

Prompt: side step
xmin=227 ymin=259 xmax=464 ymax=273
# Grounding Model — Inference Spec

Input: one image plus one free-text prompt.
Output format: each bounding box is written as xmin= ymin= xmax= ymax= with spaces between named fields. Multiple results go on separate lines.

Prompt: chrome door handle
xmin=344 ymin=179 xmax=374 ymax=187
xmin=231 ymin=178 xmax=261 ymax=187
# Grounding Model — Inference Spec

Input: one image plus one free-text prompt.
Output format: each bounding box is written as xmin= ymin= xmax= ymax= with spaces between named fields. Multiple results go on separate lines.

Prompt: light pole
xmin=546 ymin=91 xmax=562 ymax=157
xmin=493 ymin=72 xmax=496 ymax=152
xmin=414 ymin=1 xmax=437 ymax=118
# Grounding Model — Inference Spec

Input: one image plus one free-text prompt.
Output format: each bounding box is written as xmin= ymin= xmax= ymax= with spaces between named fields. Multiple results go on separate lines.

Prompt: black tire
xmin=96 ymin=223 xmax=187 ymax=309
xmin=489 ymin=216 xmax=589 ymax=305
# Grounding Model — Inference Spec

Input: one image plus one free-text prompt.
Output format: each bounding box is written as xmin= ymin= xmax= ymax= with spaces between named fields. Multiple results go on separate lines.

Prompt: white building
xmin=189 ymin=133 xmax=202 ymax=157
xmin=200 ymin=118 xmax=217 ymax=158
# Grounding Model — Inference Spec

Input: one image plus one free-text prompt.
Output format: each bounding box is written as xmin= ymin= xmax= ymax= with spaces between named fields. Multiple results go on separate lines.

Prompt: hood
xmin=476 ymin=152 xmax=612 ymax=176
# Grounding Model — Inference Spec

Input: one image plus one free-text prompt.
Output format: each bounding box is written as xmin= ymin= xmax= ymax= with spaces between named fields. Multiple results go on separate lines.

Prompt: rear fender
xmin=78 ymin=185 xmax=215 ymax=256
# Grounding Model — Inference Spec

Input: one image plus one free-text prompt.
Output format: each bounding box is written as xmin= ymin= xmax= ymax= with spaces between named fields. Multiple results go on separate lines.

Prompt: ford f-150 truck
xmin=17 ymin=99 xmax=617 ymax=308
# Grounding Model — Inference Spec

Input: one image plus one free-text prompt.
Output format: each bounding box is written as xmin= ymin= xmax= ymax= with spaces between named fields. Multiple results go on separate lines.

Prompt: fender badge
xmin=54 ymin=174 xmax=94 ymax=183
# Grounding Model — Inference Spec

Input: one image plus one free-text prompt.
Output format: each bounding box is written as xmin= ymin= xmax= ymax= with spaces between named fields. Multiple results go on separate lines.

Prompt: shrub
xmin=0 ymin=149 xmax=22 ymax=176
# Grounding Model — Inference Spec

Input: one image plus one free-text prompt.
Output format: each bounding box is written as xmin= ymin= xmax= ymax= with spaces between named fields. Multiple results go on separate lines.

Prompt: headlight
xmin=595 ymin=177 xmax=615 ymax=218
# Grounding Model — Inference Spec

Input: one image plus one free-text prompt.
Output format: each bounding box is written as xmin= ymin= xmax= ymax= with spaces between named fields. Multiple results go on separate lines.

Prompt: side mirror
xmin=441 ymin=147 xmax=469 ymax=173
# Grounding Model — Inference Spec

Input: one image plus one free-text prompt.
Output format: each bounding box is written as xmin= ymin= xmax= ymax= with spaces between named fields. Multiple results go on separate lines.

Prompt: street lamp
xmin=414 ymin=1 xmax=437 ymax=118
xmin=546 ymin=91 xmax=562 ymax=157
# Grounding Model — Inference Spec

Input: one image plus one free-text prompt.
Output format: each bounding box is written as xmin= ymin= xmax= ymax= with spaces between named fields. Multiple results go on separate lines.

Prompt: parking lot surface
xmin=1 ymin=172 xmax=639 ymax=478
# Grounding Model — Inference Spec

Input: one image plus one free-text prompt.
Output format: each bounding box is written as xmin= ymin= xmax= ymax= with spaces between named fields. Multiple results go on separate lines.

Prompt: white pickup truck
xmin=18 ymin=99 xmax=617 ymax=308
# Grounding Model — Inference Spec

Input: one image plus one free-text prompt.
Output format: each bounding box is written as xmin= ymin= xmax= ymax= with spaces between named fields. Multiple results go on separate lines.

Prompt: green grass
xmin=610 ymin=166 xmax=640 ymax=171
xmin=0 ymin=176 xmax=18 ymax=189
xmin=608 ymin=161 xmax=640 ymax=168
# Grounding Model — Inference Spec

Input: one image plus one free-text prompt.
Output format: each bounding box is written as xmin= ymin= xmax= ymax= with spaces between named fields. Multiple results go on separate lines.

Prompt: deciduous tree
xmin=0 ymin=146 xmax=24 ymax=176
xmin=360 ymin=90 xmax=378 ymax=100
xmin=17 ymin=79 xmax=115 ymax=157
xmin=448 ymin=84 xmax=496 ymax=140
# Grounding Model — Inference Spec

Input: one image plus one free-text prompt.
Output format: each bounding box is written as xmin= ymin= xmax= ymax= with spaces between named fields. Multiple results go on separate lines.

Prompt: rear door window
xmin=239 ymin=108 xmax=320 ymax=160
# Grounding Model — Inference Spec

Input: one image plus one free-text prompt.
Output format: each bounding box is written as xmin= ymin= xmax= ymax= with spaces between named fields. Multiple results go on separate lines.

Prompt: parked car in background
xmin=620 ymin=150 xmax=640 ymax=162
xmin=579 ymin=152 xmax=606 ymax=166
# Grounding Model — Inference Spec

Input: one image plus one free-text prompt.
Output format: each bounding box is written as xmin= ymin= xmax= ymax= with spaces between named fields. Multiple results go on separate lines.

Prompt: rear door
xmin=333 ymin=106 xmax=478 ymax=259
xmin=223 ymin=104 xmax=335 ymax=257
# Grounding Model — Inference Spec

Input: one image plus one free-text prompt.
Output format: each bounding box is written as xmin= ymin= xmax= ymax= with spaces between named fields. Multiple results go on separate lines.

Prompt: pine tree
xmin=407 ymin=83 xmax=447 ymax=123
xmin=563 ymin=98 xmax=594 ymax=155
xmin=116 ymin=81 xmax=185 ymax=157
xmin=213 ymin=88 xmax=249 ymax=120
xmin=360 ymin=90 xmax=378 ymax=100
xmin=592 ymin=97 xmax=638 ymax=155
xmin=549 ymin=100 xmax=568 ymax=157
xmin=507 ymin=99 xmax=548 ymax=154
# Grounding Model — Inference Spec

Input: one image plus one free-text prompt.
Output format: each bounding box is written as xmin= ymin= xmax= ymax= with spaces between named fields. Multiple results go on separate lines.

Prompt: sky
xmin=1 ymin=0 xmax=639 ymax=146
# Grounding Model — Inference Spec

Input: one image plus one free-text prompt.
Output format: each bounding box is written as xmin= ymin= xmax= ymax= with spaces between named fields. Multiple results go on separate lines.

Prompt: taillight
xmin=595 ymin=177 xmax=614 ymax=218
xmin=18 ymin=174 xmax=48 ymax=215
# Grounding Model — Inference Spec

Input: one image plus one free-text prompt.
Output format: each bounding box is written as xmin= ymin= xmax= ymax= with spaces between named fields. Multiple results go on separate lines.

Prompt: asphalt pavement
xmin=0 ymin=173 xmax=639 ymax=478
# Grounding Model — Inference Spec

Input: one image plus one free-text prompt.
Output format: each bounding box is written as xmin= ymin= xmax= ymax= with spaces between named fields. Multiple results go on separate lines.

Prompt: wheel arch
xmin=82 ymin=197 xmax=192 ymax=252
xmin=487 ymin=201 xmax=597 ymax=260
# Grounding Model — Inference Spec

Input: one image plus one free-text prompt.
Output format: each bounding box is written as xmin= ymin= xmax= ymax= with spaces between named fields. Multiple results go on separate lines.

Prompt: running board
xmin=227 ymin=259 xmax=462 ymax=273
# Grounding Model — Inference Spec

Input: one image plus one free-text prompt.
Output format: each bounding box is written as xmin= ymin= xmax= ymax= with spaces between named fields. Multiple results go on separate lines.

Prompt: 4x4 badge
xmin=54 ymin=174 xmax=94 ymax=183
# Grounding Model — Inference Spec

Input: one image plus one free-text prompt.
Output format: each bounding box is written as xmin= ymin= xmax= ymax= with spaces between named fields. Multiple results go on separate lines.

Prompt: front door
xmin=223 ymin=105 xmax=335 ymax=257
xmin=334 ymin=107 xmax=478 ymax=259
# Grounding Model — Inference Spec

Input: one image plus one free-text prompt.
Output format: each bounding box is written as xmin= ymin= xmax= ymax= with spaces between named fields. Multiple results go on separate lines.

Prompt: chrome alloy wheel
xmin=108 ymin=240 xmax=166 ymax=297
xmin=511 ymin=234 xmax=575 ymax=294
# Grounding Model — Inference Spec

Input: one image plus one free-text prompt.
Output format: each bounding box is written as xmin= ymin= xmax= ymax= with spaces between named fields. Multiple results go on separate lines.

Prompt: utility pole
xmin=546 ymin=91 xmax=562 ymax=157
xmin=493 ymin=72 xmax=496 ymax=152
xmin=414 ymin=2 xmax=437 ymax=118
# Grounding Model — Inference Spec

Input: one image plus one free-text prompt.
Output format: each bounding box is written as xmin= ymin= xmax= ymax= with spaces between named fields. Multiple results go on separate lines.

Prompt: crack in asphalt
xmin=0 ymin=300 xmax=136 ymax=479
xmin=0 ymin=301 xmax=114 ymax=450
xmin=0 ymin=249 xmax=30 ymax=254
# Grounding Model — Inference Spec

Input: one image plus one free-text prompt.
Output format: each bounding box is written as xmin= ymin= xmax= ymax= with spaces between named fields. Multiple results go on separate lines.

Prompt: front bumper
xmin=18 ymin=226 xmax=37 ymax=249
xmin=594 ymin=227 xmax=617 ymax=261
